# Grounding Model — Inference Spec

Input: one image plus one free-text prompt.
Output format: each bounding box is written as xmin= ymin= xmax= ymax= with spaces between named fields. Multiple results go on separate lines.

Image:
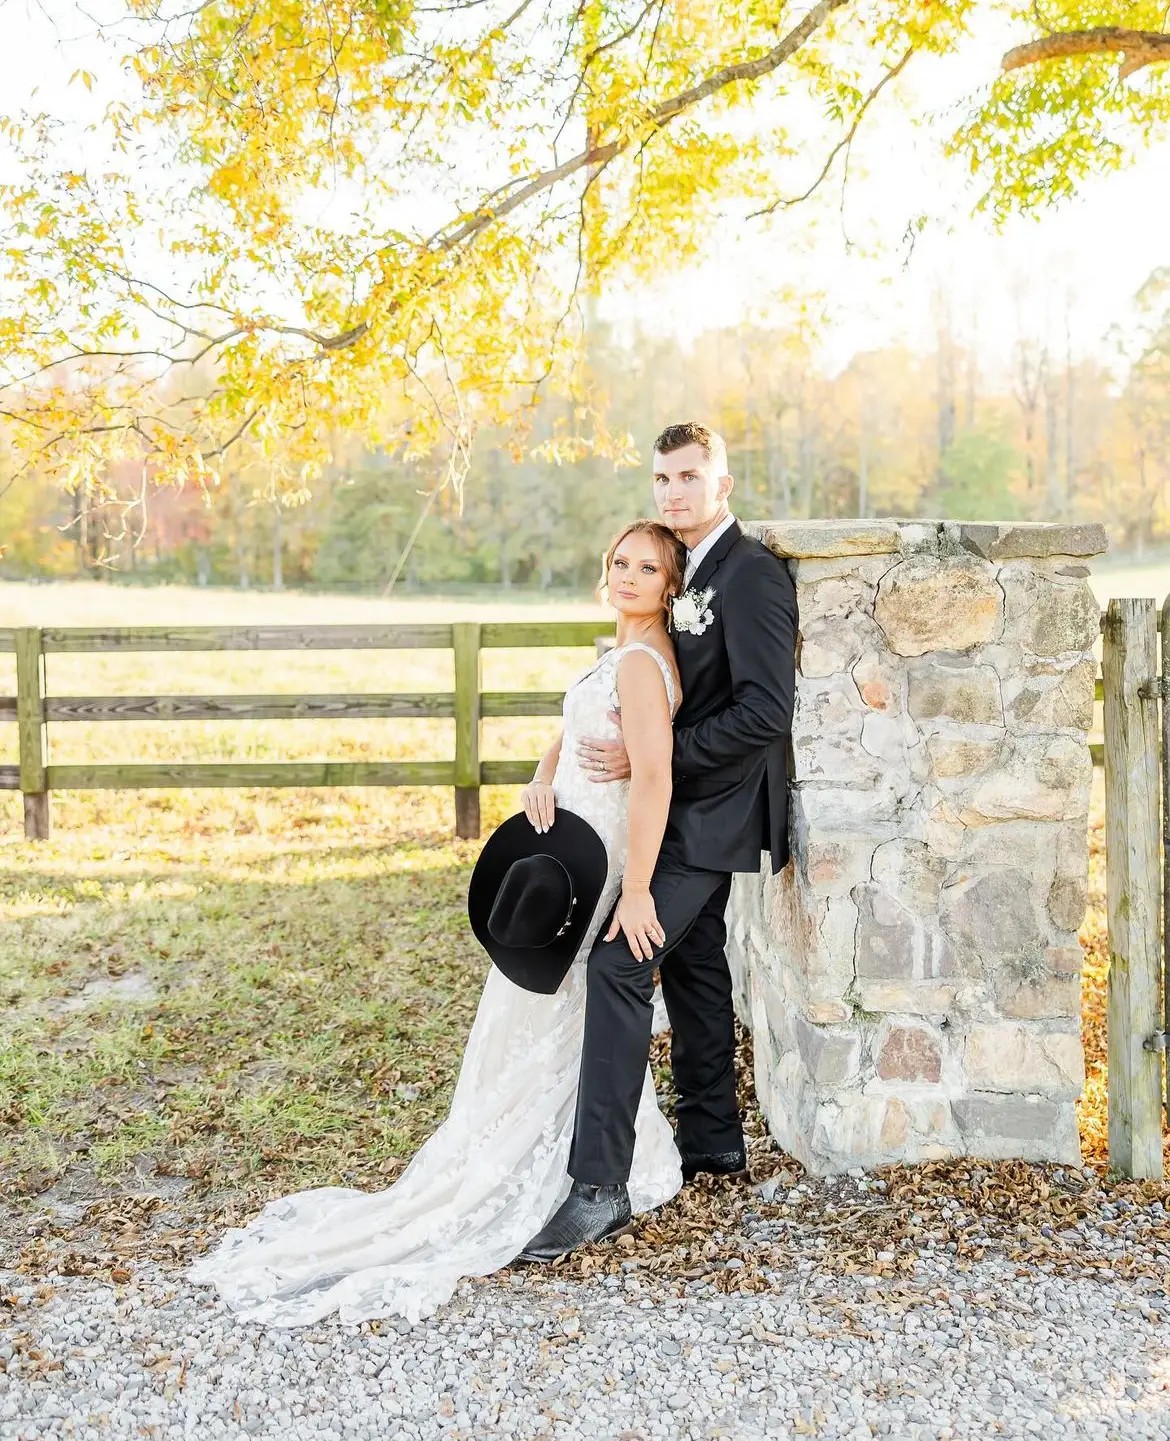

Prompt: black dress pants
xmin=567 ymin=843 xmax=742 ymax=1185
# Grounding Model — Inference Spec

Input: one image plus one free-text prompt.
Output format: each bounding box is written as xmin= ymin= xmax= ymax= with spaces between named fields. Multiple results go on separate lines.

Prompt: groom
xmin=520 ymin=421 xmax=798 ymax=1260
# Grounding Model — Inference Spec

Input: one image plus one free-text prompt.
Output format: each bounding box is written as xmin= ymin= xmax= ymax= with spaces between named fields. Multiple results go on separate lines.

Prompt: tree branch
xmin=1 ymin=0 xmax=850 ymax=473
xmin=1003 ymin=27 xmax=1170 ymax=79
xmin=425 ymin=0 xmax=850 ymax=255
xmin=750 ymin=45 xmax=914 ymax=219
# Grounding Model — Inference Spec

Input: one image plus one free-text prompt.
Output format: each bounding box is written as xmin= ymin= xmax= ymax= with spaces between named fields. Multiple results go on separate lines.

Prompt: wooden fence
xmin=1101 ymin=597 xmax=1169 ymax=1180
xmin=0 ymin=621 xmax=615 ymax=842
xmin=2 ymin=616 xmax=1164 ymax=1173
xmin=2 ymin=623 xmax=1108 ymax=836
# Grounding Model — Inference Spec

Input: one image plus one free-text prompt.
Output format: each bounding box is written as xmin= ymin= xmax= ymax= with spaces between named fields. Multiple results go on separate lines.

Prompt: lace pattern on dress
xmin=185 ymin=641 xmax=683 ymax=1326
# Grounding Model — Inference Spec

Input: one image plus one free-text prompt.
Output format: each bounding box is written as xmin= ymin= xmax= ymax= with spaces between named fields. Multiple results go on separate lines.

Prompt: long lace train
xmin=185 ymin=641 xmax=683 ymax=1326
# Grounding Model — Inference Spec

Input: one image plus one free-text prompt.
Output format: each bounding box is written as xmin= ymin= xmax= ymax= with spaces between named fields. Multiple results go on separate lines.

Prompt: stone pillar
xmin=728 ymin=519 xmax=1108 ymax=1174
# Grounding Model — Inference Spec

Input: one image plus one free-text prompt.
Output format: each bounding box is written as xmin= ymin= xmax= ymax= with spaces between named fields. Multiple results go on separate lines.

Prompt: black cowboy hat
xmin=467 ymin=808 xmax=609 ymax=995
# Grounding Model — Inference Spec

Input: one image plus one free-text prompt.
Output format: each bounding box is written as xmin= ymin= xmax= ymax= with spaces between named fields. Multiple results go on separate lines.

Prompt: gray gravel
xmin=1 ymin=1249 xmax=1167 ymax=1440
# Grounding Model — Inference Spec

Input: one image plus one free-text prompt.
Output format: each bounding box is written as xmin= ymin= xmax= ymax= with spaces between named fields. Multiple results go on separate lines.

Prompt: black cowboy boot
xmin=516 ymin=1181 xmax=633 ymax=1263
xmin=679 ymin=1147 xmax=749 ymax=1183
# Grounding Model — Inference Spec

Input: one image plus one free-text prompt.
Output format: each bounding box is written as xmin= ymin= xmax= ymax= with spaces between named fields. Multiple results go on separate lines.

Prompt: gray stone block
xmin=953 ymin=1092 xmax=1075 ymax=1143
xmin=944 ymin=521 xmax=1108 ymax=560
xmin=871 ymin=838 xmax=949 ymax=914
xmin=854 ymin=883 xmax=917 ymax=979
xmin=999 ymin=565 xmax=1102 ymax=655
xmin=939 ymin=869 xmax=1044 ymax=973
xmin=995 ymin=972 xmax=1082 ymax=1020
xmin=907 ymin=662 xmax=1004 ymax=725
xmin=793 ymin=1015 xmax=862 ymax=1086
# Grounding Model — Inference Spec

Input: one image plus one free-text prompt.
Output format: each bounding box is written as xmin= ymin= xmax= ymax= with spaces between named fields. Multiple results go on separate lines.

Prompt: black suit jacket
xmin=667 ymin=521 xmax=798 ymax=876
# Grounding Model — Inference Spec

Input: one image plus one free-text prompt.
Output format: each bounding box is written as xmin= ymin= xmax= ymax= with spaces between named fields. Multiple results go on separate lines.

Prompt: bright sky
xmin=1 ymin=0 xmax=1167 ymax=387
xmin=613 ymin=18 xmax=1170 ymax=384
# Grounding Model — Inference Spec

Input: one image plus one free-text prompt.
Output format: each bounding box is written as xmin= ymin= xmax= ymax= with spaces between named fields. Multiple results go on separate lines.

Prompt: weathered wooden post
xmin=453 ymin=622 xmax=482 ymax=840
xmin=15 ymin=627 xmax=50 ymax=840
xmin=1160 ymin=596 xmax=1170 ymax=1127
xmin=1103 ymin=598 xmax=1164 ymax=1179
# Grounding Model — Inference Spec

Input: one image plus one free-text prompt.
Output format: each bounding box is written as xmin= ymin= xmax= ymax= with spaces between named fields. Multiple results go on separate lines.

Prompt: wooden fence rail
xmin=0 ymin=623 xmax=1112 ymax=836
xmin=2 ymin=616 xmax=1163 ymax=1170
xmin=0 ymin=622 xmax=616 ymax=841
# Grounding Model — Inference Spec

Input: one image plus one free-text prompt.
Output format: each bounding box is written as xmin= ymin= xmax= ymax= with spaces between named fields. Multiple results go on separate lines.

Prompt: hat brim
xmin=468 ymin=807 xmax=610 ymax=995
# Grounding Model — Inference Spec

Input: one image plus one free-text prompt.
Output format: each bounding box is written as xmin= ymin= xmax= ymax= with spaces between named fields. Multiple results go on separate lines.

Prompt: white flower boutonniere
xmin=671 ymin=585 xmax=716 ymax=636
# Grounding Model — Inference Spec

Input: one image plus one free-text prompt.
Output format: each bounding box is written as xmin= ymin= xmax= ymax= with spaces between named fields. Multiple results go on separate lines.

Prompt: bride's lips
xmin=617 ymin=590 xmax=637 ymax=599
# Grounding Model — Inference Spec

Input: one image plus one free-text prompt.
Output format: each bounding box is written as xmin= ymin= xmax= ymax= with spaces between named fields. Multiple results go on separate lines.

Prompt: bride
xmin=186 ymin=519 xmax=687 ymax=1326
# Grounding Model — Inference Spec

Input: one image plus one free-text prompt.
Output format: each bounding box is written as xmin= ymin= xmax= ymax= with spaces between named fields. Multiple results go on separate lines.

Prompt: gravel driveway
xmin=2 ymin=1242 xmax=1167 ymax=1440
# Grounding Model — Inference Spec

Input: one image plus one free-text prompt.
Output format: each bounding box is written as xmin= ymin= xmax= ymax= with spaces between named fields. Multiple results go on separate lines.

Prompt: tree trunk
xmin=232 ymin=473 xmax=251 ymax=589
xmin=1014 ymin=339 xmax=1045 ymax=510
xmin=1064 ymin=305 xmax=1076 ymax=505
xmin=76 ymin=481 xmax=89 ymax=576
xmin=271 ymin=500 xmax=283 ymax=591
xmin=858 ymin=407 xmax=869 ymax=520
xmin=767 ymin=427 xmax=789 ymax=518
xmin=964 ymin=315 xmax=978 ymax=431
xmin=1045 ymin=362 xmax=1061 ymax=518
xmin=797 ymin=388 xmax=815 ymax=518
xmin=936 ymin=301 xmax=956 ymax=487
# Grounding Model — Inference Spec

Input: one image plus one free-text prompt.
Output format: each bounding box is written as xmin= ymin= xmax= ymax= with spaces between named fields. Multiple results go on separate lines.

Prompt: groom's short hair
xmin=653 ymin=422 xmax=728 ymax=475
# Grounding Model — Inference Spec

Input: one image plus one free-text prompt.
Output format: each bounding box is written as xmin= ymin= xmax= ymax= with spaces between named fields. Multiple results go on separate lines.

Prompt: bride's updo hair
xmin=598 ymin=519 xmax=687 ymax=618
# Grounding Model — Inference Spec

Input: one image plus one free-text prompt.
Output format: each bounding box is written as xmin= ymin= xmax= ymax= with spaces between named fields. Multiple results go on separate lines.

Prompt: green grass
xmin=0 ymin=783 xmax=525 ymax=1212
xmin=0 ymin=580 xmax=611 ymax=1216
xmin=0 ymin=571 xmax=1163 ymax=1247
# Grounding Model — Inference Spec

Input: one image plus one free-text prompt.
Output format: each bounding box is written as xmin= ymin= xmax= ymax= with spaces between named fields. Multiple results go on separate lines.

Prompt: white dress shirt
xmin=683 ymin=512 xmax=737 ymax=588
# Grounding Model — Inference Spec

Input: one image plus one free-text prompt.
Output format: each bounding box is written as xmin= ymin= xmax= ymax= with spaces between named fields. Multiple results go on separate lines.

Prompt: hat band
xmin=554 ymin=894 xmax=578 ymax=938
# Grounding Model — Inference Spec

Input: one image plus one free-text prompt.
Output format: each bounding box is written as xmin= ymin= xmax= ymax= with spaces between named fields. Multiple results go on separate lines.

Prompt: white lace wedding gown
xmin=186 ymin=641 xmax=684 ymax=1326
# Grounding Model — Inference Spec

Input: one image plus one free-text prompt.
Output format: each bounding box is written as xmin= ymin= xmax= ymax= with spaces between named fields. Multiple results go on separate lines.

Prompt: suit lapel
xmin=687 ymin=520 xmax=742 ymax=598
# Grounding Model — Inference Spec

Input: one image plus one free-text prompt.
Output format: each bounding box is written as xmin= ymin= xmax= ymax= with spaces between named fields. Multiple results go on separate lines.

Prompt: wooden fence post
xmin=1103 ymin=598 xmax=1164 ymax=1178
xmin=15 ymin=627 xmax=50 ymax=840
xmin=1161 ymin=596 xmax=1170 ymax=1126
xmin=453 ymin=622 xmax=482 ymax=840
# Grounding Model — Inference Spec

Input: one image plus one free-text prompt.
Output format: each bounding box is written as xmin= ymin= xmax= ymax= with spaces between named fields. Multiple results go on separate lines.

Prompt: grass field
xmin=0 ymin=573 xmax=1166 ymax=1282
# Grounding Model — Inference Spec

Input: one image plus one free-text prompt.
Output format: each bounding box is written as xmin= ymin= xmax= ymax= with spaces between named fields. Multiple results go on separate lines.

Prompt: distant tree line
xmin=3 ymin=270 xmax=1168 ymax=592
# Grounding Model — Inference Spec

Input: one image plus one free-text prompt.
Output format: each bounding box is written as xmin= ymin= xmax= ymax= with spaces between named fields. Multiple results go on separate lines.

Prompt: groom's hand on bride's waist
xmin=578 ymin=710 xmax=631 ymax=782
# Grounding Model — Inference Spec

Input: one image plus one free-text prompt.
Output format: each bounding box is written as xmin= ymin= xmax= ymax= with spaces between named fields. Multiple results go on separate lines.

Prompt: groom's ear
xmin=719 ymin=473 xmax=735 ymax=502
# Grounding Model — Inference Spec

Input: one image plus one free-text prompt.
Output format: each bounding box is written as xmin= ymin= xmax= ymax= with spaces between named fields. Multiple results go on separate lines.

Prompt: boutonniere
xmin=671 ymin=585 xmax=716 ymax=636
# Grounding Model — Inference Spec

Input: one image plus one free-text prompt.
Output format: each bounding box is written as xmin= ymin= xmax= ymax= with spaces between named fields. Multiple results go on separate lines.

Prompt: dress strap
xmin=612 ymin=641 xmax=678 ymax=716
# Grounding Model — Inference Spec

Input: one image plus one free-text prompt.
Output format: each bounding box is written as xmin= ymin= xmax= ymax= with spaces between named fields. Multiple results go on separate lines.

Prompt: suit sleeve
xmin=672 ymin=550 xmax=797 ymax=778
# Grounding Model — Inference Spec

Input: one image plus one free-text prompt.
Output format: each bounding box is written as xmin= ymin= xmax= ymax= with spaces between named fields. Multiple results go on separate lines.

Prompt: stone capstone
xmin=942 ymin=520 xmax=1108 ymax=561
